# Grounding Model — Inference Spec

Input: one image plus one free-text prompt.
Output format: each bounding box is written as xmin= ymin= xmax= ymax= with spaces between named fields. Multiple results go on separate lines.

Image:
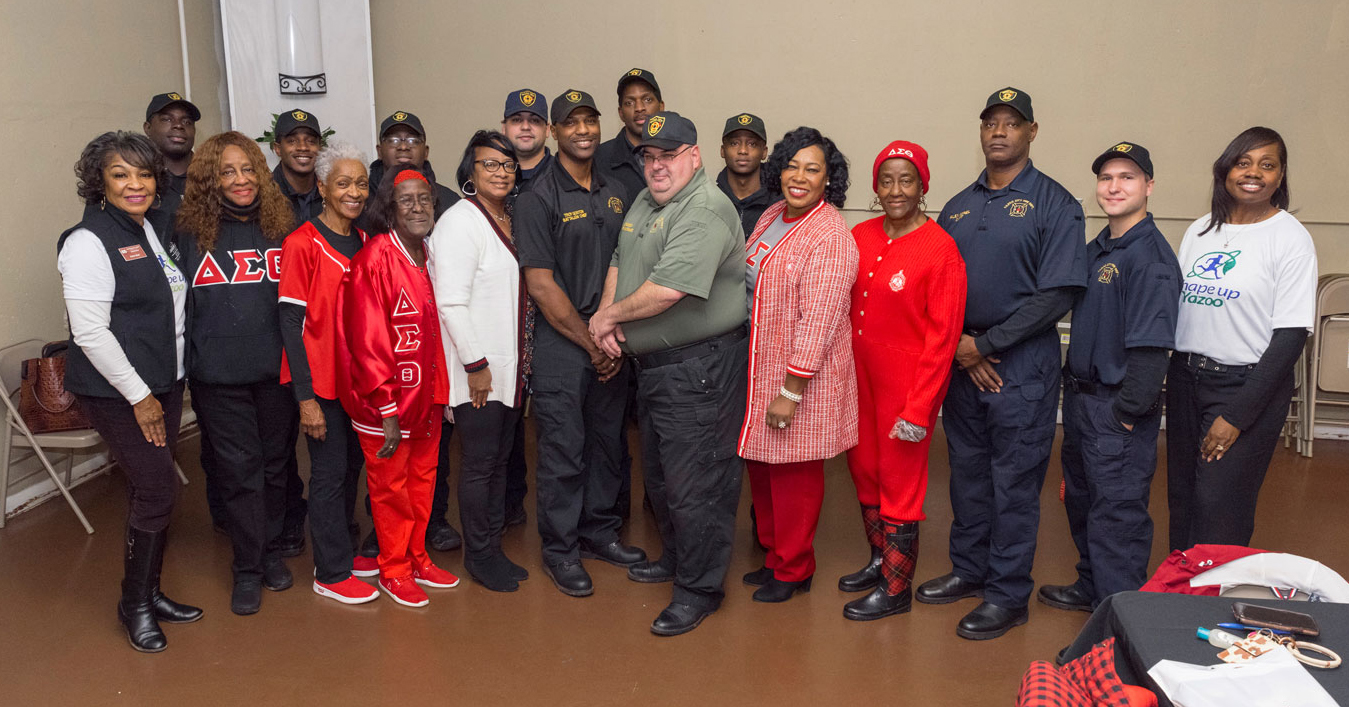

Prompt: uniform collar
xmin=553 ymin=157 xmax=605 ymax=193
xmin=608 ymin=130 xmax=643 ymax=169
xmin=715 ymin=167 xmax=771 ymax=206
xmin=1095 ymin=213 xmax=1157 ymax=252
xmin=975 ymin=159 xmax=1040 ymax=195
xmin=647 ymin=167 xmax=708 ymax=210
xmin=272 ymin=163 xmax=316 ymax=200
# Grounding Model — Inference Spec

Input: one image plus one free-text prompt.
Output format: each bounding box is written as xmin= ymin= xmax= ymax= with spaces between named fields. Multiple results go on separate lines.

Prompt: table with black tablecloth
xmin=1061 ymin=591 xmax=1349 ymax=705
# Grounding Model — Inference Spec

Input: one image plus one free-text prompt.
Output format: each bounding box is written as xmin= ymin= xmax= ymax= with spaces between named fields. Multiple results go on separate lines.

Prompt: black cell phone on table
xmin=1232 ymin=601 xmax=1320 ymax=637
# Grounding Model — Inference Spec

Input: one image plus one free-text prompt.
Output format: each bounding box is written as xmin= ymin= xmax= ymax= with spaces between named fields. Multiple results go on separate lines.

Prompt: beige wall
xmin=370 ymin=0 xmax=1349 ymax=263
xmin=0 ymin=0 xmax=223 ymax=345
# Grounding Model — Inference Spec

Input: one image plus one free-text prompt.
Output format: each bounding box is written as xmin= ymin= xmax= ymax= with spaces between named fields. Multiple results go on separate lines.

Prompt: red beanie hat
xmin=872 ymin=140 xmax=930 ymax=194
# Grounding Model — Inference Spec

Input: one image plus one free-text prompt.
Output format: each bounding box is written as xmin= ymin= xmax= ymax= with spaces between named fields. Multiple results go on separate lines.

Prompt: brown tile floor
xmin=1 ymin=422 xmax=1346 ymax=706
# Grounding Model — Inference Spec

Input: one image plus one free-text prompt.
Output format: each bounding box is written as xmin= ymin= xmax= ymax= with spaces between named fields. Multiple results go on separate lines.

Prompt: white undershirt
xmin=57 ymin=220 xmax=187 ymax=403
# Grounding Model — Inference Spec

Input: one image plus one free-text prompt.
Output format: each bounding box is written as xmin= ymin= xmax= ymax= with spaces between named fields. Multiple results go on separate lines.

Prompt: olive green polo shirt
xmin=611 ymin=167 xmax=747 ymax=355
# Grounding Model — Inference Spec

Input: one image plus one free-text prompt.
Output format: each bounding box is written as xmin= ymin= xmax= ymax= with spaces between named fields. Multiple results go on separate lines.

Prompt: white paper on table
xmin=1148 ymin=647 xmax=1339 ymax=706
xmin=1189 ymin=553 xmax=1349 ymax=603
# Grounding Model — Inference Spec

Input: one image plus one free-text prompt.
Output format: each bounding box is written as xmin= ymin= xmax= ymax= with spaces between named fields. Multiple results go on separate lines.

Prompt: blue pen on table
xmin=1218 ymin=622 xmax=1291 ymax=636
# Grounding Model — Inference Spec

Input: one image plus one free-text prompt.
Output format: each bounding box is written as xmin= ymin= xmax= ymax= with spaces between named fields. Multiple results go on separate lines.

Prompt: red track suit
xmin=847 ymin=217 xmax=966 ymax=523
xmin=336 ymin=232 xmax=449 ymax=580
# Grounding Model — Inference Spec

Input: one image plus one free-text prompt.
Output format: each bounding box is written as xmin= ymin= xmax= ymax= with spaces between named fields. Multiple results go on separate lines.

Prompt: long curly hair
xmin=176 ymin=131 xmax=294 ymax=252
xmin=762 ymin=126 xmax=850 ymax=208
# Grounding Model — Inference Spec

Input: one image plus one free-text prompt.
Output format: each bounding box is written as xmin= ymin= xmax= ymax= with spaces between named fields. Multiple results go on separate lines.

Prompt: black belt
xmin=1062 ymin=370 xmax=1120 ymax=396
xmin=632 ymin=326 xmax=747 ymax=370
xmin=1181 ymin=352 xmax=1256 ymax=374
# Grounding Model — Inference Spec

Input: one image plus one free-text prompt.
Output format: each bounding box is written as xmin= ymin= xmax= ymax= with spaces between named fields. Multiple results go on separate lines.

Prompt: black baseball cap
xmin=503 ymin=89 xmax=548 ymax=121
xmin=379 ymin=110 xmax=425 ymax=138
xmin=275 ymin=108 xmax=322 ymax=139
xmin=550 ymin=89 xmax=601 ymax=124
xmin=145 ymin=92 xmax=201 ymax=122
xmin=980 ymin=86 xmax=1033 ymax=122
xmin=634 ymin=111 xmax=696 ymax=152
xmin=722 ymin=113 xmax=766 ymax=141
xmin=1092 ymin=141 xmax=1154 ymax=178
xmin=617 ymin=68 xmax=661 ymax=101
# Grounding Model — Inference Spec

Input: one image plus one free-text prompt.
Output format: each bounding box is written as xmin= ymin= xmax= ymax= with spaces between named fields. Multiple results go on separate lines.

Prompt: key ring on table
xmin=1261 ymin=629 xmax=1343 ymax=669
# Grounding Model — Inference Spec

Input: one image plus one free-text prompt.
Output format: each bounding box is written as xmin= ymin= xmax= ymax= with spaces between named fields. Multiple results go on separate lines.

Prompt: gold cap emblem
xmin=1114 ymin=143 xmax=1133 ymax=153
xmin=999 ymin=89 xmax=1017 ymax=102
xmin=520 ymin=91 xmax=536 ymax=106
xmin=566 ymin=91 xmax=581 ymax=103
xmin=628 ymin=69 xmax=643 ymax=76
xmin=292 ymin=110 xmax=307 ymax=121
xmin=393 ymin=111 xmax=408 ymax=121
xmin=647 ymin=115 xmax=665 ymax=136
xmin=738 ymin=114 xmax=752 ymax=125
xmin=168 ymin=93 xmax=182 ymax=100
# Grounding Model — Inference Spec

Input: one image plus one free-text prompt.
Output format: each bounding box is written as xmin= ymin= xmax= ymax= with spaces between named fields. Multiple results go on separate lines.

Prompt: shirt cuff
xmin=785 ymin=363 xmax=816 ymax=379
xmin=464 ymin=358 xmax=489 ymax=373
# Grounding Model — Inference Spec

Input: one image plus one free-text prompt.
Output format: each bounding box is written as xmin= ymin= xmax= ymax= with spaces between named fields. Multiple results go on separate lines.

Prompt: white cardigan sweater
xmin=427 ymin=198 xmax=521 ymax=409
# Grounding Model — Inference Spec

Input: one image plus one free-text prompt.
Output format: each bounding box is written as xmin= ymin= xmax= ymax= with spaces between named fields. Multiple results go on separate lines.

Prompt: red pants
xmin=746 ymin=459 xmax=824 ymax=582
xmin=847 ymin=341 xmax=941 ymax=522
xmin=358 ymin=424 xmax=441 ymax=579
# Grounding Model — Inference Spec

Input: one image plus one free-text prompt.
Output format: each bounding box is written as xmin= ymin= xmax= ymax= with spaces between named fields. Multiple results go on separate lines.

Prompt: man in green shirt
xmin=589 ymin=111 xmax=748 ymax=637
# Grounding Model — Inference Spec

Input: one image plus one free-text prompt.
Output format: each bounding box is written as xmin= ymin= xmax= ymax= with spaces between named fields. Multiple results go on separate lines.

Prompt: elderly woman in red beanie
xmin=841 ymin=141 xmax=966 ymax=621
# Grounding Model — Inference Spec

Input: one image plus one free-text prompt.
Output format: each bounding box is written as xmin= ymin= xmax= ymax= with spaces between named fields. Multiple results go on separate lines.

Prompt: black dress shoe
xmin=843 ymin=585 xmax=912 ymax=621
xmin=1037 ymin=583 xmax=1093 ymax=612
xmin=742 ymin=566 xmax=773 ymax=586
xmin=465 ymin=556 xmax=519 ymax=593
xmin=231 ymin=580 xmax=263 ymax=616
xmin=275 ymin=519 xmax=305 ymax=558
xmin=544 ymin=560 xmax=593 ymax=597
xmin=838 ymin=547 xmax=883 ymax=593
xmin=581 ymin=540 xmax=647 ymax=567
xmin=956 ymin=601 xmax=1029 ymax=640
xmin=627 ymin=557 xmax=676 ymax=584
xmin=752 ymin=576 xmax=811 ymax=603
xmin=650 ymin=602 xmax=712 ymax=637
xmin=426 ymin=520 xmax=463 ymax=552
xmin=358 ymin=529 xmax=380 ymax=559
xmin=504 ymin=505 xmax=527 ymax=527
xmin=915 ymin=572 xmax=984 ymax=605
xmin=263 ymin=558 xmax=294 ymax=592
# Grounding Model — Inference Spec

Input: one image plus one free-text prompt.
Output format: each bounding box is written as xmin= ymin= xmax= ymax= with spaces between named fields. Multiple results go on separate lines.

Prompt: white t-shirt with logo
xmin=1174 ymin=210 xmax=1317 ymax=365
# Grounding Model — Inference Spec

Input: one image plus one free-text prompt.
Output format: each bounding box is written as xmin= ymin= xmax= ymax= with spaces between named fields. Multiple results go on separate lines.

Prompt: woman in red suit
xmin=842 ymin=141 xmax=966 ymax=621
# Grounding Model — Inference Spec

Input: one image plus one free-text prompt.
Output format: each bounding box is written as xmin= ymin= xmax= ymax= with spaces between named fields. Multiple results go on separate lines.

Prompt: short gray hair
xmin=315 ymin=140 xmax=368 ymax=182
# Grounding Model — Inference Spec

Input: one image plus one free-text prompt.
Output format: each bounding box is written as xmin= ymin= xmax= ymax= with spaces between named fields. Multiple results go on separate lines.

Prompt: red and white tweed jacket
xmin=737 ymin=200 xmax=859 ymax=463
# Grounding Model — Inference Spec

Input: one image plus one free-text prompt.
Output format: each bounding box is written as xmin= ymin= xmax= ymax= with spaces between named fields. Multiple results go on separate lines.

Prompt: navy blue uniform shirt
xmin=1066 ymin=214 xmax=1182 ymax=385
xmin=939 ymin=161 xmax=1087 ymax=331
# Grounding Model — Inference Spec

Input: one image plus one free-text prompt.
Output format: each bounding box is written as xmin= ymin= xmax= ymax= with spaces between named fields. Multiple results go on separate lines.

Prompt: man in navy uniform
xmin=715 ymin=112 xmax=779 ymax=239
xmin=502 ymin=89 xmax=553 ymax=192
xmin=916 ymin=87 xmax=1087 ymax=640
xmin=595 ymin=68 xmax=664 ymax=201
xmin=1040 ymin=142 xmax=1180 ymax=612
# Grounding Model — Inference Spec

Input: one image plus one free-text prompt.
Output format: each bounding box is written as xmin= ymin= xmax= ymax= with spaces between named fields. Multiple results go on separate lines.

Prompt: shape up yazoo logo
xmin=1187 ymin=251 xmax=1240 ymax=281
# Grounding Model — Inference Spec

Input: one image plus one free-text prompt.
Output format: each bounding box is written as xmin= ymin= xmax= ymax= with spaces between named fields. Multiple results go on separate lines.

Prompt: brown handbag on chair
xmin=16 ymin=341 xmax=91 ymax=434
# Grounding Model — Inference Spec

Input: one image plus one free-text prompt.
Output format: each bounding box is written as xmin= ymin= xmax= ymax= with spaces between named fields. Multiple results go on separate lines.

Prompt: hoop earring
xmin=461 ymin=180 xmax=477 ymax=196
xmin=919 ymin=195 xmax=928 ymax=211
xmin=100 ymin=197 xmax=107 ymax=210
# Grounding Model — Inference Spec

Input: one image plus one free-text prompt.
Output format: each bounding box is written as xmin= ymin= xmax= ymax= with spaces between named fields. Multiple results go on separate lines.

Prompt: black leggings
xmin=78 ymin=382 xmax=185 ymax=532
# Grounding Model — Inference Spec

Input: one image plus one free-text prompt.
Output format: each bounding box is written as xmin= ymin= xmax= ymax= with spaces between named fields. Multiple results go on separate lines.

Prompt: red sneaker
xmin=351 ymin=556 xmax=380 ymax=578
xmin=312 ymin=576 xmax=379 ymax=605
xmin=413 ymin=563 xmax=461 ymax=589
xmin=379 ymin=575 xmax=429 ymax=607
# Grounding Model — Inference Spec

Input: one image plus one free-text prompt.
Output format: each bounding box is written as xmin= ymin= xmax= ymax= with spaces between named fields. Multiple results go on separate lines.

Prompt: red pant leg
xmin=857 ymin=340 xmax=937 ymax=524
xmin=765 ymin=459 xmax=825 ymax=582
xmin=879 ymin=430 xmax=933 ymax=523
xmin=359 ymin=432 xmax=416 ymax=579
xmin=847 ymin=342 xmax=882 ymax=507
xmin=403 ymin=426 xmax=441 ymax=570
xmin=746 ymin=460 xmax=778 ymax=570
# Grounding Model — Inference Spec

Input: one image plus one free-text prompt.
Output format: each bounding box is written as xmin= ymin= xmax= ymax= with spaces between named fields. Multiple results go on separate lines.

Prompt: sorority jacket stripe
xmin=737 ymin=199 xmax=824 ymax=451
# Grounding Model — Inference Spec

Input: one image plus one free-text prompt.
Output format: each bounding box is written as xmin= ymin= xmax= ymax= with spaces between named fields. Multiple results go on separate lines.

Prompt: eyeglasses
xmin=621 ymin=95 xmax=659 ymax=109
xmin=639 ymin=145 xmax=692 ymax=169
xmin=396 ymin=194 xmax=435 ymax=211
xmin=475 ymin=159 xmax=518 ymax=174
xmin=382 ymin=136 xmax=424 ymax=147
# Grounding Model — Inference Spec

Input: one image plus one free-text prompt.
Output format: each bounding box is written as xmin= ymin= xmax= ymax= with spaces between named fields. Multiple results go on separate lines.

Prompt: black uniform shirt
xmin=516 ymin=148 xmax=554 ymax=194
xmin=715 ymin=167 xmax=781 ymax=239
xmin=1066 ymin=214 xmax=1182 ymax=385
xmin=939 ymin=161 xmax=1087 ymax=331
xmin=595 ymin=130 xmax=645 ymax=204
xmin=273 ymin=163 xmax=323 ymax=225
xmin=515 ymin=160 xmax=627 ymax=321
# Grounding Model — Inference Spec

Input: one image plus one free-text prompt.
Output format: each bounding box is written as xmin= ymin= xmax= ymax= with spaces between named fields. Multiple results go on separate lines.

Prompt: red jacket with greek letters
xmin=336 ymin=232 xmax=449 ymax=439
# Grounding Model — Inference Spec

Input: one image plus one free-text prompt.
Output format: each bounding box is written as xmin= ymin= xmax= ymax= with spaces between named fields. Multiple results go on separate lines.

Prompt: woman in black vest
xmin=175 ymin=131 xmax=297 ymax=615
xmin=56 ymin=131 xmax=200 ymax=652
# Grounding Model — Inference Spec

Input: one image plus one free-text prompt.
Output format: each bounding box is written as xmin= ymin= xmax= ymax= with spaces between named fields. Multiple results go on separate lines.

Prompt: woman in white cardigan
xmin=428 ymin=131 xmax=528 ymax=592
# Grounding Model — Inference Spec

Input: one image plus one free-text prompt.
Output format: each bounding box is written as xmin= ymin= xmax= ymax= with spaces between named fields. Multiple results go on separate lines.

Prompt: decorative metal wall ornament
xmin=275 ymin=0 xmax=326 ymax=95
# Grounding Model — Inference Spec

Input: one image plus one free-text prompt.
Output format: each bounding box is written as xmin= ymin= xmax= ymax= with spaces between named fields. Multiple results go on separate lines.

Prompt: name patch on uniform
xmin=622 ymin=222 xmax=634 ymax=233
xmin=1097 ymin=263 xmax=1119 ymax=284
xmin=947 ymin=210 xmax=970 ymax=223
xmin=562 ymin=209 xmax=588 ymax=223
xmin=1004 ymin=198 xmax=1035 ymax=218
xmin=119 ymin=245 xmax=147 ymax=261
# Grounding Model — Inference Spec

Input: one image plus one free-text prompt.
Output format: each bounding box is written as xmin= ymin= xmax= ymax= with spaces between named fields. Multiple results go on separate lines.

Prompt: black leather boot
xmin=146 ymin=528 xmax=203 ymax=624
xmin=843 ymin=521 xmax=918 ymax=621
xmin=838 ymin=505 xmax=883 ymax=592
xmin=119 ymin=527 xmax=167 ymax=652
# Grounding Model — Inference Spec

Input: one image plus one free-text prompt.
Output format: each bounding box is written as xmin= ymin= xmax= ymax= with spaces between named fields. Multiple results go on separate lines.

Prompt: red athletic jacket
xmin=336 ymin=232 xmax=449 ymax=439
